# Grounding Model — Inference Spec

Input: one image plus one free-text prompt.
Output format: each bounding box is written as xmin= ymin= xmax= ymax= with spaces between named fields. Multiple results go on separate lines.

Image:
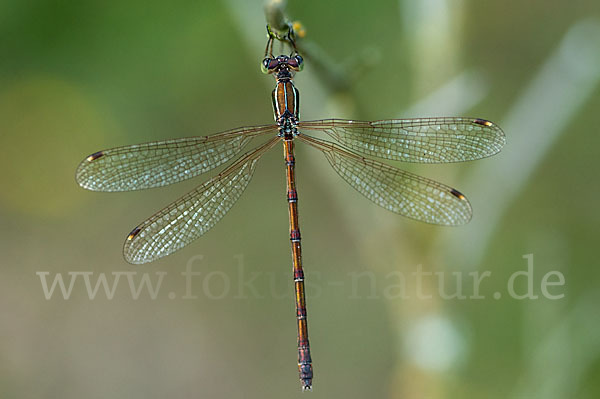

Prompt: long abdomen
xmin=283 ymin=138 xmax=313 ymax=390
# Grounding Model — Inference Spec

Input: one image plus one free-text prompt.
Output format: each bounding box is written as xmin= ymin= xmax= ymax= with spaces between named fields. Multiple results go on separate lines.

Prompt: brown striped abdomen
xmin=272 ymin=80 xmax=299 ymax=122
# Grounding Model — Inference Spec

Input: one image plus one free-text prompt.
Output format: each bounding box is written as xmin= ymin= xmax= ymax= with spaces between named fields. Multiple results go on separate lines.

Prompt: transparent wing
xmin=298 ymin=117 xmax=505 ymax=163
xmin=298 ymin=134 xmax=472 ymax=226
xmin=123 ymin=136 xmax=280 ymax=264
xmin=76 ymin=124 xmax=278 ymax=192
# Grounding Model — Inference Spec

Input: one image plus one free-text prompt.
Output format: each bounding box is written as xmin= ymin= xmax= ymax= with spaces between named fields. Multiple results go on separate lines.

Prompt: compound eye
xmin=261 ymin=57 xmax=276 ymax=74
xmin=294 ymin=55 xmax=304 ymax=71
xmin=261 ymin=58 xmax=270 ymax=74
xmin=288 ymin=55 xmax=303 ymax=71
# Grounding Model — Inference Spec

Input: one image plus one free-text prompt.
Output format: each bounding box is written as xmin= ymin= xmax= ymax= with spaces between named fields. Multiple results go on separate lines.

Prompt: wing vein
xmin=76 ymin=124 xmax=278 ymax=191
xmin=298 ymin=118 xmax=505 ymax=163
xmin=123 ymin=136 xmax=280 ymax=264
xmin=298 ymin=134 xmax=472 ymax=226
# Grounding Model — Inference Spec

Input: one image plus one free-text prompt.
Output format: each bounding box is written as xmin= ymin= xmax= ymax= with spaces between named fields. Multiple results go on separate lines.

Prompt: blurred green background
xmin=1 ymin=0 xmax=600 ymax=398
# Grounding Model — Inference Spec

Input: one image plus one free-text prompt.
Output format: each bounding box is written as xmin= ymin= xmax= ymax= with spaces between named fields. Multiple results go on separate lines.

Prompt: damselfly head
xmin=261 ymin=54 xmax=304 ymax=75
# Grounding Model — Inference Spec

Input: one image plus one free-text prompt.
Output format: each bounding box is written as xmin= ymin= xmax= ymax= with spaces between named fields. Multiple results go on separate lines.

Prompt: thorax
xmin=272 ymin=77 xmax=299 ymax=138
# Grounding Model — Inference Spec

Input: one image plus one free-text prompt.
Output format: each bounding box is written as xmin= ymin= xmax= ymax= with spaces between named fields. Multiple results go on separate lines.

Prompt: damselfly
xmin=76 ymin=26 xmax=505 ymax=390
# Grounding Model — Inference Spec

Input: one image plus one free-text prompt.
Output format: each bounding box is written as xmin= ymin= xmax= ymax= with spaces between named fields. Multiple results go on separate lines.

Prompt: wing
xmin=298 ymin=117 xmax=505 ymax=163
xmin=76 ymin=124 xmax=278 ymax=192
xmin=123 ymin=136 xmax=280 ymax=264
xmin=298 ymin=134 xmax=472 ymax=226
